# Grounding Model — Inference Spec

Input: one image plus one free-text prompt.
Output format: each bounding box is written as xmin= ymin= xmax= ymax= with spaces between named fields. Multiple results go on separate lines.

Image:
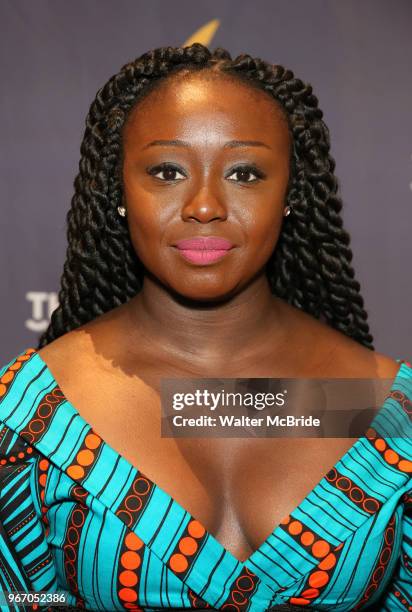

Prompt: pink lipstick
xmin=174 ymin=236 xmax=234 ymax=265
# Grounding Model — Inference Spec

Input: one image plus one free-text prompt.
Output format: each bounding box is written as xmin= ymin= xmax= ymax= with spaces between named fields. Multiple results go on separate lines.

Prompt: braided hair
xmin=37 ymin=43 xmax=374 ymax=350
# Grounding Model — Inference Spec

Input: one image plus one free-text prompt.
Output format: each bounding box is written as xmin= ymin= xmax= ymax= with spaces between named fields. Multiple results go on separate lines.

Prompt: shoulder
xmin=277 ymin=298 xmax=401 ymax=378
xmin=37 ymin=331 xmax=88 ymax=368
xmin=36 ymin=329 xmax=96 ymax=393
xmin=36 ymin=300 xmax=144 ymax=391
xmin=36 ymin=303 xmax=127 ymax=378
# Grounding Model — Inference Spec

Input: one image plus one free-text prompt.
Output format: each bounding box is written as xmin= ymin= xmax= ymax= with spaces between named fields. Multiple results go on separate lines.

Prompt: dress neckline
xmin=7 ymin=348 xmax=412 ymax=571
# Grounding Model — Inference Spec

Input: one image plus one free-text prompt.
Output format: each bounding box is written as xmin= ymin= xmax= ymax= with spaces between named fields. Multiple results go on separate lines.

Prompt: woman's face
xmin=122 ymin=72 xmax=291 ymax=301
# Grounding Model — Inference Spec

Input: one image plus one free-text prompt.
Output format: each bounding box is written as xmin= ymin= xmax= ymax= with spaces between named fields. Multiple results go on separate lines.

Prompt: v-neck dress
xmin=0 ymin=347 xmax=412 ymax=611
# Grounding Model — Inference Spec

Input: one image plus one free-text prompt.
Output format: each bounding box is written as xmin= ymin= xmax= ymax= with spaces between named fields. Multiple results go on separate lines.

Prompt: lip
xmin=174 ymin=236 xmax=234 ymax=250
xmin=175 ymin=249 xmax=232 ymax=265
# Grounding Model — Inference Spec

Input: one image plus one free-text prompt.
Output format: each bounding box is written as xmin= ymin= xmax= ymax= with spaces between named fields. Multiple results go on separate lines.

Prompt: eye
xmin=226 ymin=164 xmax=265 ymax=184
xmin=147 ymin=163 xmax=186 ymax=182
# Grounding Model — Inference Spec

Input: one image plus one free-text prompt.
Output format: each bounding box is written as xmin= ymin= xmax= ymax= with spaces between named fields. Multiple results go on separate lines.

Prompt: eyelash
xmin=147 ymin=162 xmax=266 ymax=184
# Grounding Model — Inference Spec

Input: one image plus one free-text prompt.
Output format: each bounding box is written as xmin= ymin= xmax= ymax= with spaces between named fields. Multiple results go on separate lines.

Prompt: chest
xmin=57 ymin=362 xmax=359 ymax=563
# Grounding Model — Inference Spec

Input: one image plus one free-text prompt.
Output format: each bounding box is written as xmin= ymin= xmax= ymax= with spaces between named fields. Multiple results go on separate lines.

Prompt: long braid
xmin=37 ymin=43 xmax=374 ymax=350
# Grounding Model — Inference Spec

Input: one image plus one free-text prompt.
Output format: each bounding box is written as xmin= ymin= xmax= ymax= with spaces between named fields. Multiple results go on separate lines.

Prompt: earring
xmin=117 ymin=205 xmax=127 ymax=217
xmin=284 ymin=206 xmax=291 ymax=217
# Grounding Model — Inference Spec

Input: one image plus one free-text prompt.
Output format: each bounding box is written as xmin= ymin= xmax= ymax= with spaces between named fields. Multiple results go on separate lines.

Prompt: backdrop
xmin=1 ymin=0 xmax=411 ymax=364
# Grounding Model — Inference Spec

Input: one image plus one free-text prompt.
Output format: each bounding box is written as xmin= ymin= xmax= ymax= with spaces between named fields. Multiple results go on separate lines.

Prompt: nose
xmin=181 ymin=186 xmax=228 ymax=223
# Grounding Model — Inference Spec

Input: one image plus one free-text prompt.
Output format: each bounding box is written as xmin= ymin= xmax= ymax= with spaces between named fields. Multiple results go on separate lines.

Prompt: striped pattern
xmin=0 ymin=347 xmax=411 ymax=611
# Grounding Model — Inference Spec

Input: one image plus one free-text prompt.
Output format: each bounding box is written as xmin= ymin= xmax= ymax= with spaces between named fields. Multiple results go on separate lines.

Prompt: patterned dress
xmin=0 ymin=347 xmax=412 ymax=611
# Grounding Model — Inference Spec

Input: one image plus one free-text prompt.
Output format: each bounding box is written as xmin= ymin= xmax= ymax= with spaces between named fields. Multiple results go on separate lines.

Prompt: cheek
xmin=126 ymin=194 xmax=167 ymax=243
xmin=126 ymin=205 xmax=176 ymax=278
xmin=122 ymin=175 xmax=167 ymax=244
xmin=244 ymin=209 xmax=284 ymax=261
xmin=126 ymin=210 xmax=159 ymax=265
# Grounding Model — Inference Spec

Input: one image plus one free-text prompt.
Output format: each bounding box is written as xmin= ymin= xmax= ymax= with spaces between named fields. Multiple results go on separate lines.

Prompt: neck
xmin=122 ymin=273 xmax=287 ymax=372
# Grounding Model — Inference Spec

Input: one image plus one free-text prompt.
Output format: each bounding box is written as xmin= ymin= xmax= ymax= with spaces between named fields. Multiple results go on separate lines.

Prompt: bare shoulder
xmin=278 ymin=299 xmax=400 ymax=378
xmin=36 ymin=306 xmax=122 ymax=380
xmin=35 ymin=300 xmax=145 ymax=395
xmin=36 ymin=329 xmax=93 ymax=387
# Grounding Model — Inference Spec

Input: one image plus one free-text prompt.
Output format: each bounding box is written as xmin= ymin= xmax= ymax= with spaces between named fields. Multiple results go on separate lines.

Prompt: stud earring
xmin=284 ymin=206 xmax=291 ymax=217
xmin=117 ymin=205 xmax=127 ymax=217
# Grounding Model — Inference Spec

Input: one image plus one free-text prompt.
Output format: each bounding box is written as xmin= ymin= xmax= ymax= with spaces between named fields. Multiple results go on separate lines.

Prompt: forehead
xmin=123 ymin=73 xmax=291 ymax=154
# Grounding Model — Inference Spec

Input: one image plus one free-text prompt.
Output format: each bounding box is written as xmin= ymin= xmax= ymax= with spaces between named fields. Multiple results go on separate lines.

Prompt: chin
xmin=170 ymin=284 xmax=240 ymax=304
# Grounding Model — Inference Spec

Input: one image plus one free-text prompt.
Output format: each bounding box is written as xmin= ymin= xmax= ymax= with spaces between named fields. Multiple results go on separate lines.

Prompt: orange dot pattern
xmin=401 ymin=492 xmax=412 ymax=508
xmin=37 ymin=457 xmax=51 ymax=537
xmin=0 ymin=449 xmax=56 ymax=584
xmin=20 ymin=379 xmax=66 ymax=447
xmin=0 ymin=424 xmax=7 ymax=448
xmin=0 ymin=350 xmax=38 ymax=464
xmin=325 ymin=467 xmax=382 ymax=514
xmin=352 ymin=513 xmax=397 ymax=610
xmin=280 ymin=514 xmax=342 ymax=607
xmin=168 ymin=519 xmax=207 ymax=576
xmin=69 ymin=484 xmax=90 ymax=510
xmin=188 ymin=588 xmax=213 ymax=609
xmin=287 ymin=541 xmax=344 ymax=607
xmin=115 ymin=472 xmax=153 ymax=528
xmin=390 ymin=588 xmax=412 ymax=611
xmin=219 ymin=565 xmax=260 ymax=611
xmin=116 ymin=530 xmax=145 ymax=611
xmin=26 ymin=553 xmax=54 ymax=580
xmin=65 ymin=430 xmax=102 ymax=483
xmin=0 ymin=432 xmax=34 ymax=467
xmin=366 ymin=427 xmax=412 ymax=474
xmin=390 ymin=385 xmax=412 ymax=417
xmin=62 ymin=503 xmax=88 ymax=610
xmin=280 ymin=514 xmax=334 ymax=561
xmin=6 ymin=502 xmax=35 ymax=537
xmin=0 ymin=348 xmax=36 ymax=400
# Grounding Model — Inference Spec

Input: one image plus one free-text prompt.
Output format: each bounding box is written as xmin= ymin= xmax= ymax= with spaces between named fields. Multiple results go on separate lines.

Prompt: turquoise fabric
xmin=0 ymin=347 xmax=412 ymax=611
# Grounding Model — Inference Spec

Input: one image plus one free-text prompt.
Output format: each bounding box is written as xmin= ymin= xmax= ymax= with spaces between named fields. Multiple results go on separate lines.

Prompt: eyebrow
xmin=141 ymin=139 xmax=272 ymax=150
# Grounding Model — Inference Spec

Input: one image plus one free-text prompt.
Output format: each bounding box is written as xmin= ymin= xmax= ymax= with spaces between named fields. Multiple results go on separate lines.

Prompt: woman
xmin=0 ymin=43 xmax=411 ymax=611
